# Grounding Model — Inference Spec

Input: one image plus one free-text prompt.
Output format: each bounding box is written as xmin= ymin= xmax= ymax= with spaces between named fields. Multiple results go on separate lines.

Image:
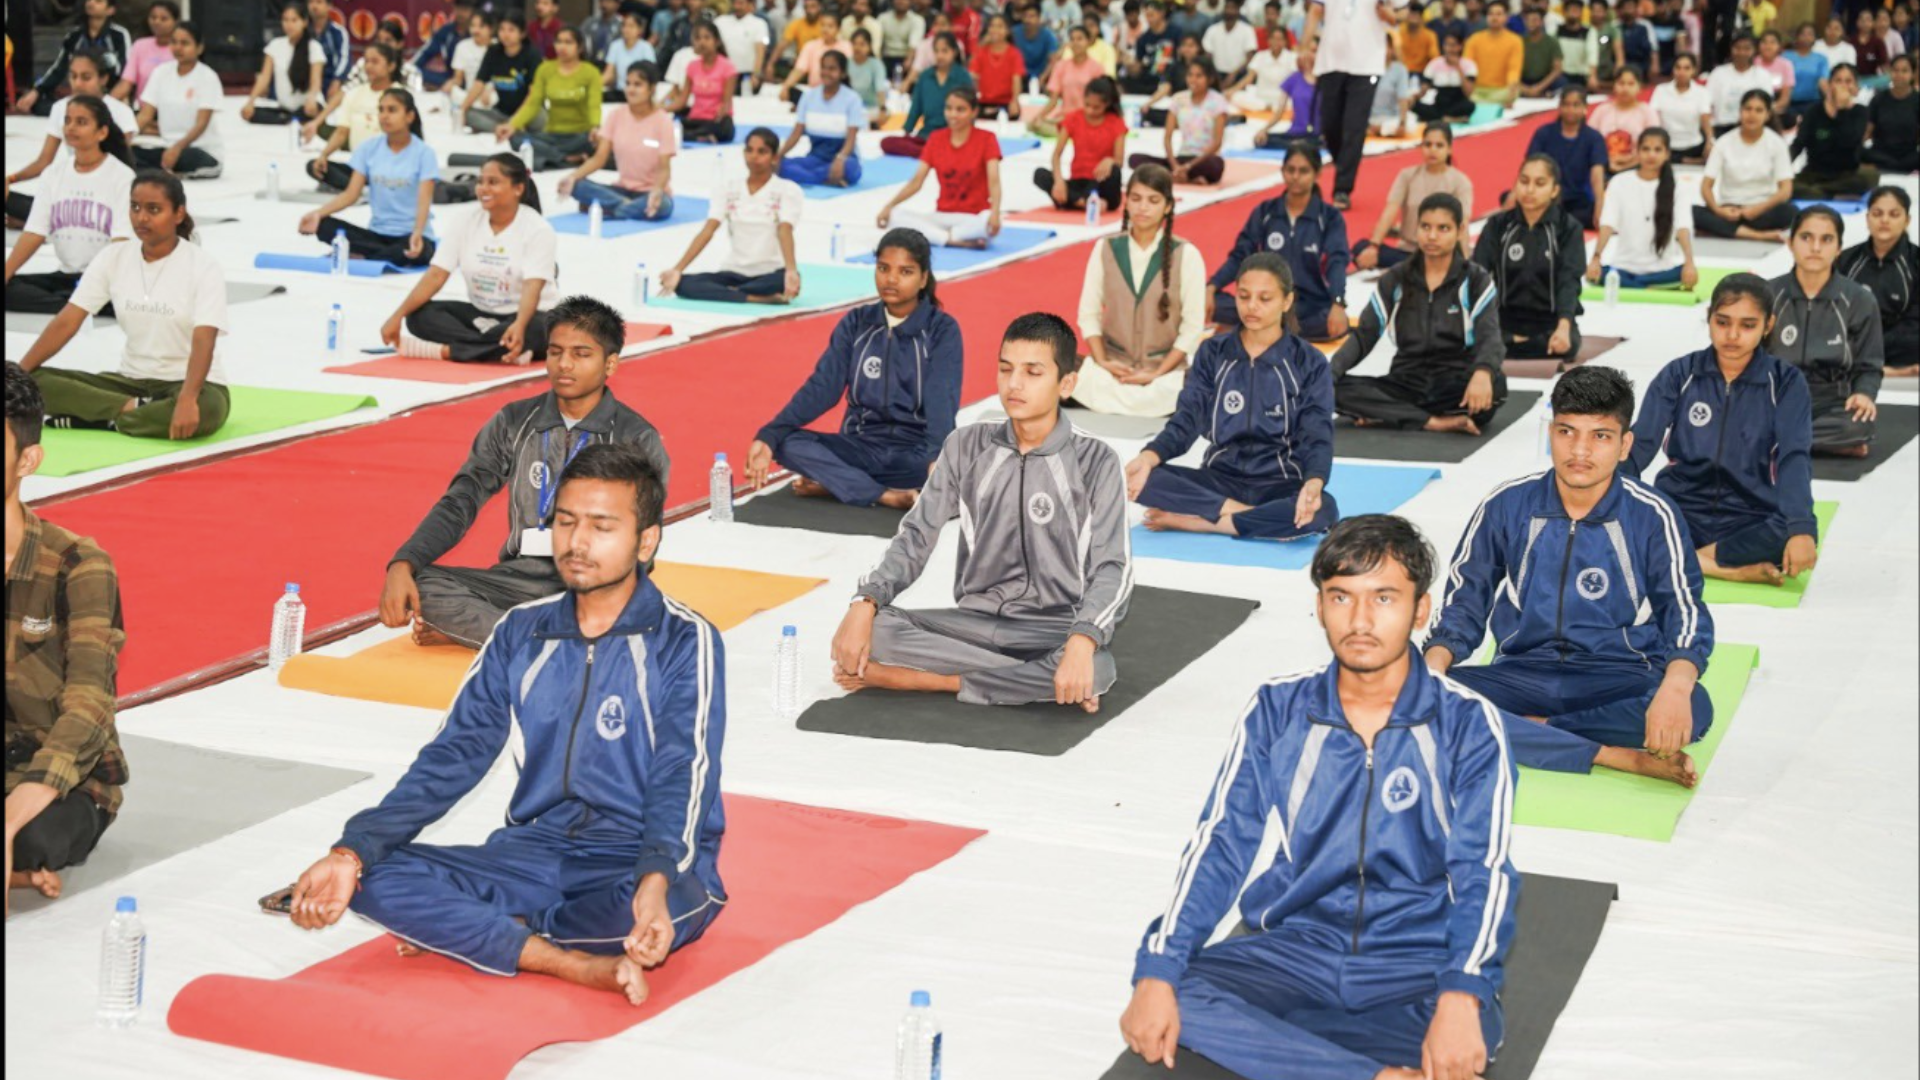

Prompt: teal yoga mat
xmin=39 ymin=386 xmax=381 ymax=476
xmin=644 ymin=263 xmax=876 ymax=317
xmin=1129 ymin=463 xmax=1441 ymax=570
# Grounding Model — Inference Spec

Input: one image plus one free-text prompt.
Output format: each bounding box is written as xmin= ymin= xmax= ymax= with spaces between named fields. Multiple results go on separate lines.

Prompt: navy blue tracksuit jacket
xmin=1209 ymin=191 xmax=1351 ymax=334
xmin=754 ymin=300 xmax=965 ymax=461
xmin=1144 ymin=331 xmax=1335 ymax=487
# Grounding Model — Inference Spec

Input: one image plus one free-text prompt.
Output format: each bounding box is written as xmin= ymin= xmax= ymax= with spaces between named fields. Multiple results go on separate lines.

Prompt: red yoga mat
xmin=323 ymin=324 xmax=678 ymax=383
xmin=168 ymin=795 xmax=985 ymax=1080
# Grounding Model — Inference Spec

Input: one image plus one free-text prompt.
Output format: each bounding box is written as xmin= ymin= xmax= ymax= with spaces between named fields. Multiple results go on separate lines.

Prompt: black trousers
xmin=246 ymin=104 xmax=300 ymax=125
xmin=1317 ymin=70 xmax=1377 ymax=199
xmin=4 ymin=271 xmax=88 ymax=314
xmin=5 ymin=0 xmax=31 ymax=96
xmin=1690 ymin=201 xmax=1794 ymax=238
xmin=1034 ymin=167 xmax=1124 ymax=209
xmin=1413 ymin=86 xmax=1473 ymax=123
xmin=405 ymin=300 xmax=552 ymax=362
xmin=13 ymin=791 xmax=110 ymax=874
xmin=130 ymin=144 xmax=221 ymax=178
xmin=675 ymin=269 xmax=787 ymax=303
xmin=680 ymin=115 xmax=736 ymax=143
xmin=1505 ymin=311 xmax=1582 ymax=360
xmin=1335 ymin=368 xmax=1509 ymax=430
xmin=309 ymin=157 xmax=356 ymax=191
xmin=315 ymin=217 xmax=437 ymax=266
xmin=6 ymin=190 xmax=33 ymax=223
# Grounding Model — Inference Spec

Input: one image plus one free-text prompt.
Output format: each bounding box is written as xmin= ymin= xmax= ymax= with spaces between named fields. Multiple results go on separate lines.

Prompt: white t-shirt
xmin=1649 ymin=80 xmax=1711 ymax=149
xmin=43 ymin=94 xmax=139 ymax=152
xmin=1313 ymin=0 xmax=1404 ymax=76
xmin=264 ymin=36 xmax=326 ymax=108
xmin=452 ymin=37 xmax=492 ymax=104
xmin=714 ymin=13 xmax=770 ymax=72
xmin=711 ymin=173 xmax=803 ymax=276
xmin=1705 ymin=63 xmax=1774 ymax=127
xmin=1600 ymin=170 xmax=1694 ymax=275
xmin=23 ymin=154 xmax=136 ymax=273
xmin=1702 ymin=125 xmax=1793 ymax=206
xmin=70 ymin=238 xmax=229 ymax=383
xmin=1202 ymin=19 xmax=1259 ymax=75
xmin=430 ymin=206 xmax=560 ymax=316
xmin=142 ymin=61 xmax=224 ymax=157
xmin=1245 ymin=48 xmax=1298 ymax=94
xmin=1811 ymin=39 xmax=1855 ymax=69
xmin=335 ymin=83 xmax=385 ymax=150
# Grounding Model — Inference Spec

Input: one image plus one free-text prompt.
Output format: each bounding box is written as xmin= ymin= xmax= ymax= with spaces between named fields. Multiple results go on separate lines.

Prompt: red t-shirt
xmin=970 ymin=43 xmax=1025 ymax=105
xmin=1061 ymin=109 xmax=1127 ymax=180
xmin=949 ymin=8 xmax=982 ymax=54
xmin=921 ymin=127 xmax=1002 ymax=212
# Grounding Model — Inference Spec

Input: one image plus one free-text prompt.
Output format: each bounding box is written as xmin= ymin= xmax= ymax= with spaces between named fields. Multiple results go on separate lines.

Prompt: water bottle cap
xmin=715 ymin=452 xmax=728 ymax=463
xmin=782 ymin=624 xmax=797 ymax=636
xmin=910 ymin=990 xmax=931 ymax=1007
xmin=116 ymin=896 xmax=137 ymax=913
xmin=285 ymin=582 xmax=301 ymax=593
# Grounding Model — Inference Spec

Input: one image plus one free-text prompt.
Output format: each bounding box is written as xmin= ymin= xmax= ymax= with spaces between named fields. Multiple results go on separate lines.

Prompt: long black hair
xmin=1638 ymin=127 xmax=1676 ymax=254
xmin=485 ymin=150 xmax=543 ymax=212
xmin=282 ymin=1 xmax=318 ymax=96
xmin=876 ymin=227 xmax=938 ymax=307
xmin=64 ymin=94 xmax=131 ymax=165
xmin=1123 ymin=163 xmax=1179 ymax=323
xmin=132 ymin=167 xmax=195 ymax=241
xmin=364 ymin=41 xmax=403 ymax=85
xmin=382 ymin=87 xmax=425 ymax=138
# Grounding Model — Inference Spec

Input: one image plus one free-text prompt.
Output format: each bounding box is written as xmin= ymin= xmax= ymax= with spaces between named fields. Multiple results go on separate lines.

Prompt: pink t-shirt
xmin=126 ymin=37 xmax=174 ymax=97
xmin=601 ymin=106 xmax=677 ymax=191
xmin=686 ymin=54 xmax=738 ymax=122
xmin=1590 ymin=99 xmax=1658 ymax=161
xmin=795 ymin=39 xmax=855 ymax=85
xmin=1046 ymin=55 xmax=1105 ymax=119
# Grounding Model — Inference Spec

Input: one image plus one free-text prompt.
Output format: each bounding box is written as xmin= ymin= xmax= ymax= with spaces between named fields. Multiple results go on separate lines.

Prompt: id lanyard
xmin=537 ymin=429 xmax=593 ymax=528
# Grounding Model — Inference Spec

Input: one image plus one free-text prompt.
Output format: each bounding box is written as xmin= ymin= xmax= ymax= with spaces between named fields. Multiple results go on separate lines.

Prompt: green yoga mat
xmin=1699 ymin=501 xmax=1838 ymax=608
xmin=1579 ymin=266 xmax=1739 ymax=307
xmin=39 ymin=387 xmax=379 ymax=476
xmin=1512 ymin=642 xmax=1760 ymax=842
xmin=646 ymin=264 xmax=875 ymax=317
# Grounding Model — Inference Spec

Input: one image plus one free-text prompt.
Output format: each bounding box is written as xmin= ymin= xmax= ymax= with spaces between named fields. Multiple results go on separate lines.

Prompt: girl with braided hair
xmin=1069 ymin=164 xmax=1208 ymax=418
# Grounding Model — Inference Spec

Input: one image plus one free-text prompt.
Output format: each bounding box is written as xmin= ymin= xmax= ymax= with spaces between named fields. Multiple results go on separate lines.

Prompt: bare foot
xmin=791 ymin=476 xmax=830 ymax=498
xmin=1423 ymin=414 xmax=1483 ymax=436
xmin=1714 ymin=561 xmax=1785 ymax=586
xmin=832 ymin=661 xmax=959 ymax=694
xmin=1597 ymin=746 xmax=1698 ymax=788
xmin=394 ymin=938 xmax=424 ymax=957
xmin=950 ymin=238 xmax=989 ymax=250
xmin=1886 ymin=365 xmax=1919 ymax=378
xmin=411 ymin=621 xmax=459 ymax=647
xmin=553 ymin=951 xmax=653 ymax=1005
xmin=8 ymin=868 xmax=62 ymax=899
xmin=611 ymin=954 xmax=652 ymax=1005
xmin=1080 ymin=695 xmax=1101 ymax=715
xmin=1814 ymin=443 xmax=1870 ymax=458
xmin=1142 ymin=508 xmax=1230 ymax=534
xmin=876 ymin=488 xmax=920 ymax=510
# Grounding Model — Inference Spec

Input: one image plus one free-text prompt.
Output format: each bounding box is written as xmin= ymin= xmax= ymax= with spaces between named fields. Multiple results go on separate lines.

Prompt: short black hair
xmin=1311 ymin=515 xmax=1437 ymax=596
xmin=558 ymin=443 xmax=665 ymax=532
xmin=548 ymin=295 xmax=626 ymax=357
xmin=5 ymin=362 xmax=43 ymax=450
xmin=1551 ymin=366 xmax=1635 ymax=430
xmin=1002 ymin=311 xmax=1082 ymax=377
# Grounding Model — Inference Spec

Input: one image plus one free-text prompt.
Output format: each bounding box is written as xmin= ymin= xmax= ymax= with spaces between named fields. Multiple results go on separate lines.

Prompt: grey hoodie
xmin=1767 ymin=270 xmax=1886 ymax=400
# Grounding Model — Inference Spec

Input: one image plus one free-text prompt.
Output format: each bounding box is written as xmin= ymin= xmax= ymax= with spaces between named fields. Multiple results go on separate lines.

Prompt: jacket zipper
xmin=560 ymin=640 xmax=596 ymax=837
xmin=999 ymin=455 xmax=1035 ymax=615
xmin=1708 ymin=380 xmax=1735 ymax=523
xmin=1353 ymin=743 xmax=1376 ymax=954
xmin=1553 ymin=519 xmax=1576 ymax=655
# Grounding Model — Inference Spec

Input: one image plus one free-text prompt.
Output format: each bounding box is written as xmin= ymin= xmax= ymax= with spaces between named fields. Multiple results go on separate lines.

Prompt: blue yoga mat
xmin=1791 ymin=197 xmax=1867 ymax=213
xmin=253 ymin=253 xmax=428 ymax=277
xmin=644 ymin=263 xmax=875 ymax=316
xmin=848 ymin=225 xmax=1057 ymax=270
xmin=1129 ymin=462 xmax=1441 ymax=570
xmin=997 ymin=134 xmax=1043 ymax=155
xmin=548 ymin=196 xmax=711 ymax=237
xmin=797 ymin=153 xmax=923 ymax=198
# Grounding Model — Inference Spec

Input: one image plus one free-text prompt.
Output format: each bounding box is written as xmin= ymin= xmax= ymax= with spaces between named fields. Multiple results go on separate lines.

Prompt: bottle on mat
xmin=330 ymin=232 xmax=351 ymax=276
xmin=1604 ymin=267 xmax=1621 ymax=309
xmin=267 ymin=161 xmax=281 ymax=201
xmin=1086 ymin=191 xmax=1102 ymax=226
xmin=773 ymin=624 xmax=800 ymax=719
xmin=96 ymin=896 xmax=147 ymax=1029
xmin=709 ymin=453 xmax=734 ymax=523
xmin=633 ymin=262 xmax=650 ymax=308
xmin=589 ymin=200 xmax=604 ymax=239
xmin=894 ymin=990 xmax=942 ymax=1080
xmin=269 ymin=583 xmax=306 ymax=670
xmin=326 ymin=303 xmax=346 ymax=355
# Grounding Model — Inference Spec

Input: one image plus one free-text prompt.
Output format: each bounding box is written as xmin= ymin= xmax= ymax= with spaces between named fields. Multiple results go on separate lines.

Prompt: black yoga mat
xmin=1504 ymin=336 xmax=1625 ymax=380
xmin=1098 ymin=873 xmax=1617 ymax=1080
xmin=796 ymin=585 xmax=1260 ymax=755
xmin=1334 ymin=390 xmax=1542 ymax=464
xmin=734 ymin=487 xmax=910 ymax=539
xmin=1811 ymin=403 xmax=1918 ymax=482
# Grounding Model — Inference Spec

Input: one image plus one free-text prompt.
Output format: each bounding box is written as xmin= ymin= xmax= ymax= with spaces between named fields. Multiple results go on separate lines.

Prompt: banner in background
xmin=334 ymin=0 xmax=453 ymax=49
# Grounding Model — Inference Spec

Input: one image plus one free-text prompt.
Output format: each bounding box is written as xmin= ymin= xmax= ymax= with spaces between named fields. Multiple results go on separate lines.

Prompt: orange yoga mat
xmin=323 ymin=324 xmax=676 ymax=383
xmin=278 ymin=562 xmax=827 ymax=710
xmin=168 ymin=795 xmax=986 ymax=1080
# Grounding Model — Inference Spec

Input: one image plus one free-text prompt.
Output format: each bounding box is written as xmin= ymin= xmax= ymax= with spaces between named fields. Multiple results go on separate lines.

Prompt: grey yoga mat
xmin=1333 ymin=390 xmax=1543 ymax=464
xmin=734 ymin=486 xmax=910 ymax=539
xmin=1097 ymin=874 xmax=1618 ymax=1080
xmin=8 ymin=735 xmax=371 ymax=912
xmin=795 ymin=585 xmax=1260 ymax=755
xmin=3 ymin=282 xmax=287 ymax=335
xmin=1810 ymin=403 xmax=1918 ymax=482
xmin=1503 ymin=336 xmax=1625 ymax=380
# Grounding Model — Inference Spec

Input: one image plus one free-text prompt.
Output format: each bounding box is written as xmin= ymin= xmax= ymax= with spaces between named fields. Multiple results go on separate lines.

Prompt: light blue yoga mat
xmin=1791 ymin=197 xmax=1867 ymax=213
xmin=848 ymin=225 xmax=1057 ymax=270
xmin=797 ymin=153 xmax=924 ymax=198
xmin=998 ymin=134 xmax=1043 ymax=155
xmin=253 ymin=252 xmax=428 ymax=277
xmin=644 ymin=263 xmax=875 ymax=316
xmin=548 ymin=196 xmax=711 ymax=237
xmin=1129 ymin=462 xmax=1441 ymax=570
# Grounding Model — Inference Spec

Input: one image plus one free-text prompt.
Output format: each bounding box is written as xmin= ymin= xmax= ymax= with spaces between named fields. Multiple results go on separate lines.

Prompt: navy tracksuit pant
xmin=1447 ymin=657 xmax=1714 ymax=773
xmin=1138 ymin=464 xmax=1340 ymax=540
xmin=773 ymin=431 xmax=932 ymax=506
xmin=1175 ymin=929 xmax=1505 ymax=1080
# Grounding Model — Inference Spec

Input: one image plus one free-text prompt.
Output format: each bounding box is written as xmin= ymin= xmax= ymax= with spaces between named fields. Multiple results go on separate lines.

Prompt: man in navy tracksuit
xmin=745 ymin=244 xmax=964 ymax=509
xmin=288 ymin=446 xmax=726 ymax=1004
xmin=1207 ymin=155 xmax=1352 ymax=338
xmin=1121 ymin=515 xmax=1518 ymax=1080
xmin=1428 ymin=367 xmax=1714 ymax=788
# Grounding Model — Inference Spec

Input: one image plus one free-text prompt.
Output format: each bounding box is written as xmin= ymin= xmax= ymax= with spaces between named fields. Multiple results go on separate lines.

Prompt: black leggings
xmin=4 ymin=270 xmax=87 ymax=313
xmin=246 ymin=104 xmax=301 ymax=125
xmin=131 ymin=144 xmax=221 ymax=178
xmin=680 ymin=115 xmax=736 ymax=143
xmin=1414 ymin=87 xmax=1473 ymax=123
xmin=1033 ymin=167 xmax=1123 ymax=210
xmin=309 ymin=157 xmax=356 ymax=191
xmin=406 ymin=300 xmax=553 ymax=362
xmin=1690 ymin=201 xmax=1794 ymax=238
xmin=675 ymin=269 xmax=787 ymax=304
xmin=315 ymin=217 xmax=437 ymax=266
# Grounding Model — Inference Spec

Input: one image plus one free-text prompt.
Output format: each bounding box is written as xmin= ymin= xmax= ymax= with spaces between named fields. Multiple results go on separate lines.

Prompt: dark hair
xmin=1518 ymin=150 xmax=1560 ymax=184
xmin=1417 ymin=191 xmax=1464 ymax=227
xmin=5 ymin=361 xmax=43 ymax=451
xmin=484 ymin=150 xmax=543 ymax=211
xmin=375 ymin=16 xmax=407 ymax=45
xmin=852 ymin=27 xmax=874 ymax=45
xmin=1281 ymin=141 xmax=1321 ymax=173
xmin=1550 ymin=365 xmax=1634 ymax=429
xmin=1185 ymin=56 xmax=1219 ymax=89
xmin=744 ymin=125 xmax=781 ymax=153
xmin=1730 ymin=30 xmax=1756 ymax=51
xmin=1001 ymin=311 xmax=1081 ymax=377
xmin=132 ymin=167 xmax=195 ymax=240
xmin=64 ymin=95 xmax=132 ymax=165
xmin=1557 ymin=83 xmax=1585 ymax=105
xmin=1124 ymin=164 xmax=1179 ymax=322
xmin=1310 ymin=515 xmax=1436 ymax=596
xmin=66 ymin=46 xmax=108 ymax=82
xmin=147 ymin=0 xmax=181 ymax=20
xmin=626 ymin=58 xmax=661 ymax=85
xmin=1891 ymin=53 xmax=1916 ymax=72
xmin=945 ymin=84 xmax=980 ymax=111
xmin=1084 ymin=74 xmax=1118 ymax=108
xmin=1866 ymin=185 xmax=1912 ymax=215
xmin=1422 ymin=120 xmax=1454 ymax=165
xmin=497 ymin=11 xmax=528 ymax=34
xmin=558 ymin=443 xmax=666 ymax=533
xmin=1671 ymin=49 xmax=1697 ymax=71
xmin=280 ymin=3 xmax=319 ymax=94
xmin=1790 ymin=203 xmax=1844 ymax=245
xmin=692 ymin=18 xmax=726 ymax=53
xmin=1737 ymin=87 xmax=1773 ymax=113
xmin=932 ymin=30 xmax=960 ymax=57
xmin=820 ymin=46 xmax=848 ymax=74
xmin=1237 ymin=251 xmax=1301 ymax=334
xmin=554 ymin=24 xmax=584 ymax=55
xmin=365 ymin=40 xmax=403 ymax=80
xmin=1829 ymin=61 xmax=1857 ymax=81
xmin=1636 ymin=127 xmax=1675 ymax=253
xmin=548 ymin=294 xmax=627 ymax=357
xmin=1706 ymin=271 xmax=1773 ymax=318
xmin=875 ymin=227 xmax=939 ymax=307
xmin=174 ymin=19 xmax=205 ymax=47
xmin=1068 ymin=22 xmax=1091 ymax=40
xmin=380 ymin=88 xmax=426 ymax=137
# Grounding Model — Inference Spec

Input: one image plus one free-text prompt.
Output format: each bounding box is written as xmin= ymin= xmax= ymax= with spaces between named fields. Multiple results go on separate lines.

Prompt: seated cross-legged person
xmin=297 ymin=88 xmax=438 ymax=267
xmin=1352 ymin=123 xmax=1472 ymax=272
xmin=1691 ymin=89 xmax=1795 ymax=245
xmin=1836 ymin=187 xmax=1918 ymax=379
xmin=1069 ymin=165 xmax=1208 ymax=418
xmin=492 ymin=27 xmax=604 ymax=170
xmin=775 ymin=50 xmax=867 ymax=187
xmin=1033 ymin=76 xmax=1128 ymax=211
xmin=4 ymin=363 xmax=129 ymax=915
xmin=3 ymin=97 xmax=135 ymax=314
xmin=829 ymin=313 xmax=1132 ymax=712
xmin=558 ymin=60 xmax=677 ymax=221
xmin=1427 ymin=366 xmax=1713 ymax=788
xmin=1332 ymin=193 xmax=1508 ymax=436
xmin=4 ymin=51 xmax=139 ymax=226
xmin=1585 ymin=127 xmax=1699 ymax=290
xmin=1626 ymin=272 xmax=1818 ymax=587
xmin=1120 ymin=514 xmax=1516 ymax=1080
xmin=17 ymin=171 xmax=230 ymax=440
xmin=743 ymin=228 xmax=961 ymax=509
xmin=378 ymin=297 xmax=670 ymax=648
xmin=1129 ymin=59 xmax=1230 ymax=186
xmin=302 ymin=41 xmax=404 ymax=191
xmin=288 ymin=445 xmax=725 ymax=1004
xmin=1471 ymin=153 xmax=1586 ymax=361
xmin=1207 ymin=143 xmax=1351 ymax=338
xmin=382 ymin=154 xmax=557 ymax=363
xmin=1766 ymin=205 xmax=1884 ymax=458
xmin=1791 ymin=63 xmax=1877 ymax=199
xmin=660 ymin=129 xmax=806 ymax=305
xmin=1128 ymin=252 xmax=1340 ymax=540
xmin=876 ymin=87 xmax=1004 ymax=249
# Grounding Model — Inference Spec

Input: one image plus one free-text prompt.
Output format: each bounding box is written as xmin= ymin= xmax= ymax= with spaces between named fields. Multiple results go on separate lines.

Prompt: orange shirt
xmin=1462 ymin=27 xmax=1523 ymax=89
xmin=1396 ymin=25 xmax=1439 ymax=77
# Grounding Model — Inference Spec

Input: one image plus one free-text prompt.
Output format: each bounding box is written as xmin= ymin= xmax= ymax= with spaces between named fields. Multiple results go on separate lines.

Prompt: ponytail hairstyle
xmin=65 ymin=95 xmax=132 ymax=165
xmin=1423 ymin=119 xmax=1454 ymax=165
xmin=1737 ymin=87 xmax=1773 ymax=114
xmin=1520 ymin=150 xmax=1561 ymax=185
xmin=485 ymin=150 xmax=543 ymax=212
xmin=626 ymin=58 xmax=661 ymax=98
xmin=1122 ymin=163 xmax=1179 ymax=323
xmin=1789 ymin=203 xmax=1845 ymax=246
xmin=744 ymin=125 xmax=782 ymax=154
xmin=932 ymin=30 xmax=961 ymax=64
xmin=1084 ymin=74 xmax=1118 ymax=113
xmin=1281 ymin=140 xmax=1321 ymax=180
xmin=132 ymin=167 xmax=195 ymax=241
xmin=876 ymin=226 xmax=938 ymax=307
xmin=382 ymin=87 xmax=425 ymax=138
xmin=283 ymin=1 xmax=318 ymax=96
xmin=66 ymin=48 xmax=108 ymax=94
xmin=693 ymin=18 xmax=727 ymax=56
xmin=174 ymin=19 xmax=206 ymax=55
xmin=1238 ymin=251 xmax=1300 ymax=335
xmin=1706 ymin=270 xmax=1775 ymax=332
xmin=1639 ymin=127 xmax=1675 ymax=253
xmin=1865 ymin=184 xmax=1912 ymax=217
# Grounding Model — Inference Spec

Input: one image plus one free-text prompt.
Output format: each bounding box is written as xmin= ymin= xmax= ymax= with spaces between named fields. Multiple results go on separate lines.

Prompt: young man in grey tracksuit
xmin=379 ymin=298 xmax=671 ymax=649
xmin=830 ymin=313 xmax=1134 ymax=711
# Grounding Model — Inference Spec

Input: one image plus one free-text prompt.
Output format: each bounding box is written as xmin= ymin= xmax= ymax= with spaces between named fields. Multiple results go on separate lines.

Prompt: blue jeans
xmin=571 ymin=178 xmax=675 ymax=221
xmin=1603 ymin=265 xmax=1683 ymax=289
xmin=778 ymin=136 xmax=863 ymax=187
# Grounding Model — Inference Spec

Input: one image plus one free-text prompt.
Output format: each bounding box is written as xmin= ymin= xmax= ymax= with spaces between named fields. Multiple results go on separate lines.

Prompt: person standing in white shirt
xmin=715 ymin=0 xmax=772 ymax=91
xmin=1304 ymin=0 xmax=1407 ymax=210
xmin=4 ymin=98 xmax=135 ymax=313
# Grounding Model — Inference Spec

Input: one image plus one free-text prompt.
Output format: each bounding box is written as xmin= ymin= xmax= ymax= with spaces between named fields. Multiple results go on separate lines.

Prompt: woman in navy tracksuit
xmin=744 ymin=228 xmax=963 ymax=508
xmin=1206 ymin=143 xmax=1351 ymax=340
xmin=1627 ymin=272 xmax=1819 ymax=584
xmin=1128 ymin=253 xmax=1340 ymax=541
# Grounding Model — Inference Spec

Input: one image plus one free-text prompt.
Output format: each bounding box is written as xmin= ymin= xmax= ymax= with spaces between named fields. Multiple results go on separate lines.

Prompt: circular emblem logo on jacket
xmin=1688 ymin=402 xmax=1713 ymax=427
xmin=529 ymin=459 xmax=551 ymax=491
xmin=1266 ymin=231 xmax=1286 ymax=251
xmin=1508 ymin=243 xmax=1526 ymax=262
xmin=1381 ymin=766 xmax=1420 ymax=813
xmin=1027 ymin=491 xmax=1056 ymax=525
xmin=861 ymin=355 xmax=883 ymax=379
xmin=596 ymin=695 xmax=628 ymax=741
xmin=1779 ymin=324 xmax=1798 ymax=346
xmin=1577 ymin=567 xmax=1610 ymax=601
xmin=1223 ymin=390 xmax=1246 ymax=415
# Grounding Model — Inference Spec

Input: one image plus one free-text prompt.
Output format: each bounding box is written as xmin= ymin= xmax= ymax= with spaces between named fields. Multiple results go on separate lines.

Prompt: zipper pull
xmin=586 ymin=642 xmax=595 ymax=664
xmin=1366 ymin=746 xmax=1374 ymax=770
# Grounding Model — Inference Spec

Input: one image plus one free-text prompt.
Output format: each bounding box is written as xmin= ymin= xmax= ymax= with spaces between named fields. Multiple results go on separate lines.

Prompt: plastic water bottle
xmin=266 ymin=161 xmax=281 ymax=201
xmin=894 ymin=990 xmax=943 ymax=1080
xmin=1086 ymin=190 xmax=1102 ymax=225
xmin=96 ymin=897 xmax=147 ymax=1028
xmin=325 ymin=303 xmax=345 ymax=354
xmin=268 ymin=583 xmax=306 ymax=670
xmin=1535 ymin=390 xmax=1555 ymax=458
xmin=518 ymin=139 xmax=537 ymax=172
xmin=287 ymin=116 xmax=302 ymax=150
xmin=330 ymin=232 xmax=351 ymax=276
xmin=709 ymin=453 xmax=734 ymax=522
xmin=1604 ymin=267 xmax=1621 ymax=309
xmin=633 ymin=261 xmax=651 ymax=307
xmin=588 ymin=200 xmax=604 ymax=239
xmin=830 ymin=223 xmax=844 ymax=262
xmin=773 ymin=624 xmax=800 ymax=718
